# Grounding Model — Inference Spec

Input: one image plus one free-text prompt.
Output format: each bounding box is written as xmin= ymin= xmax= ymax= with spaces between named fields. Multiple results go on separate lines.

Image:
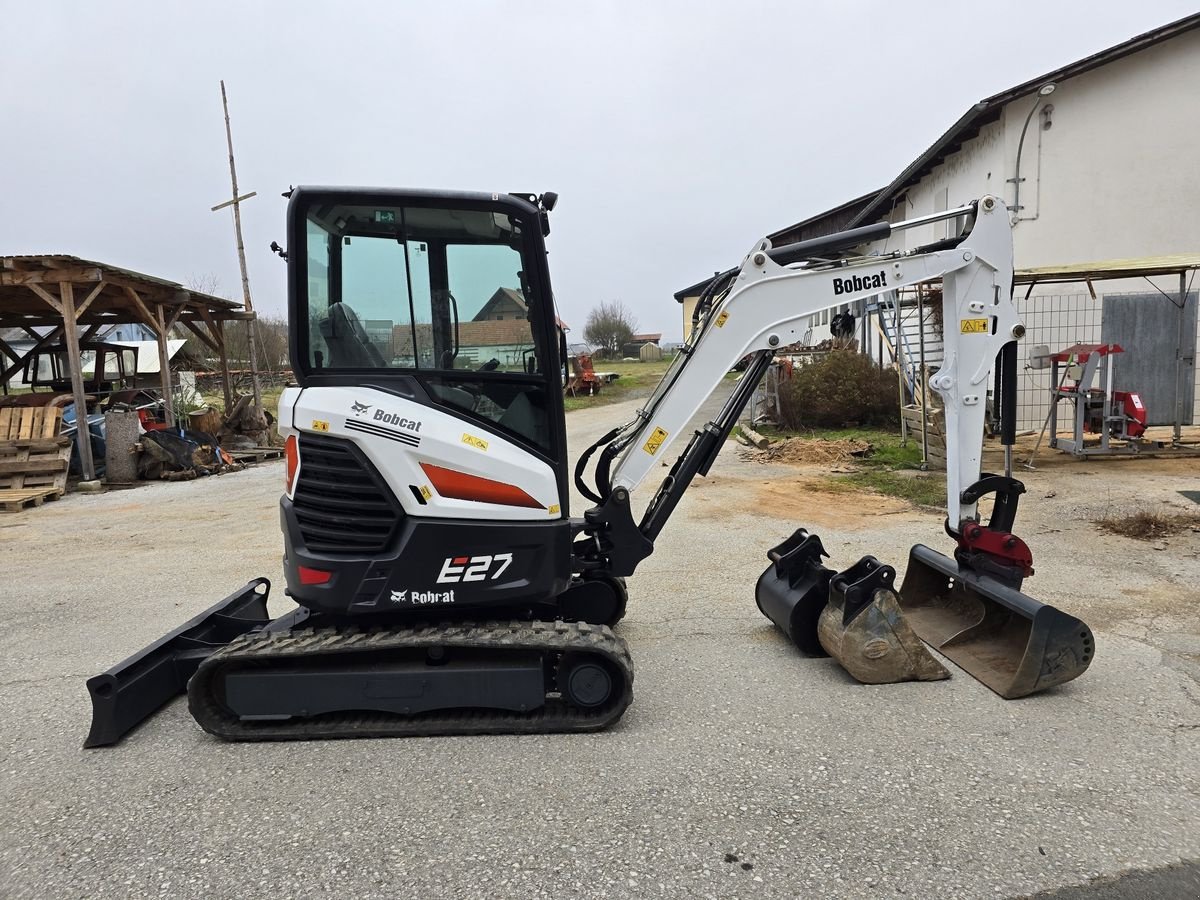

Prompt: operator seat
xmin=320 ymin=302 xmax=386 ymax=367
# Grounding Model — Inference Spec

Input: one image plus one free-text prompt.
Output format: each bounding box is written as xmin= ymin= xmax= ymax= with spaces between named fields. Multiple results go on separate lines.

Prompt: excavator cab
xmin=292 ymin=188 xmax=567 ymax=460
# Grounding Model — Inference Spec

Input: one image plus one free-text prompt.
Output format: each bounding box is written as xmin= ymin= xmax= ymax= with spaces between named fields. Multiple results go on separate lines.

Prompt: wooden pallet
xmin=230 ymin=446 xmax=283 ymax=463
xmin=0 ymin=407 xmax=71 ymax=492
xmin=0 ymin=487 xmax=64 ymax=513
xmin=903 ymin=405 xmax=947 ymax=471
xmin=0 ymin=406 xmax=64 ymax=441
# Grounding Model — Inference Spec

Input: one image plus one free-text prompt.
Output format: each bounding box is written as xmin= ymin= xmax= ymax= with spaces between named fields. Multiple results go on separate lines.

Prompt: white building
xmin=680 ymin=13 xmax=1200 ymax=430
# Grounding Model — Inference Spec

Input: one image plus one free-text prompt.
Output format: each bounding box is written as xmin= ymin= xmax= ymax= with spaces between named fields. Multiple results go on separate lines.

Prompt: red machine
xmin=1048 ymin=343 xmax=1147 ymax=456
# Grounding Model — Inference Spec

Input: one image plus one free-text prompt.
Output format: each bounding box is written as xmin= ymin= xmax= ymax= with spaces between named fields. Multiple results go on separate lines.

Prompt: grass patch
xmin=837 ymin=469 xmax=946 ymax=507
xmin=563 ymin=358 xmax=674 ymax=411
xmin=1095 ymin=510 xmax=1200 ymax=541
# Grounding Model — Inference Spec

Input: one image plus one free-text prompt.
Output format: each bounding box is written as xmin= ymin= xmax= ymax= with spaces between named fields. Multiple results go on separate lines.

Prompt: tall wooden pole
xmin=60 ymin=283 xmax=97 ymax=481
xmin=219 ymin=80 xmax=264 ymax=421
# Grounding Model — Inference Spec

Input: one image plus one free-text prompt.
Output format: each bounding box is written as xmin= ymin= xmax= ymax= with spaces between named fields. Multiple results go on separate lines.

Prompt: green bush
xmin=777 ymin=351 xmax=900 ymax=430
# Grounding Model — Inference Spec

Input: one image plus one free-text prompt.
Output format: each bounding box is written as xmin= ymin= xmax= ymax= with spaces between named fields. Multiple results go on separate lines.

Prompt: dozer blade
xmin=898 ymin=544 xmax=1094 ymax=698
xmin=755 ymin=528 xmax=835 ymax=655
xmin=817 ymin=556 xmax=949 ymax=684
xmin=84 ymin=579 xmax=272 ymax=748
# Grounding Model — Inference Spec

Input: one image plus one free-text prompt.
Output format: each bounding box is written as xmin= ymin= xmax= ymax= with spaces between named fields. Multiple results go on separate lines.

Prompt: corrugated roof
xmin=392 ymin=320 xmax=535 ymax=349
xmin=1015 ymin=253 xmax=1200 ymax=284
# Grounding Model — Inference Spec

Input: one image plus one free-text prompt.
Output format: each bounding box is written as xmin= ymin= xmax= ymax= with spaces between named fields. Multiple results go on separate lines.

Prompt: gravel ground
xmin=1 ymin=386 xmax=1197 ymax=899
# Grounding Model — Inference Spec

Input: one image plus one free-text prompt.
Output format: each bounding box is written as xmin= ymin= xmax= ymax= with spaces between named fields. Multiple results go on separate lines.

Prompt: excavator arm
xmin=577 ymin=195 xmax=1017 ymax=564
xmin=576 ymin=195 xmax=1093 ymax=698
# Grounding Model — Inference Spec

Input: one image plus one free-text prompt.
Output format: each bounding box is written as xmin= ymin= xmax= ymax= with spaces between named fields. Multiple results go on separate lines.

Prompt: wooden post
xmin=213 ymin=318 xmax=234 ymax=414
xmin=218 ymin=80 xmax=263 ymax=420
xmin=155 ymin=303 xmax=175 ymax=427
xmin=60 ymin=282 xmax=97 ymax=481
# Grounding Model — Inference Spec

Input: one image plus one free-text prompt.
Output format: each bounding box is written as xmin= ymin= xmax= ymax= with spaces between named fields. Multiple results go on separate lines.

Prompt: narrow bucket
xmin=818 ymin=556 xmax=949 ymax=684
xmin=898 ymin=544 xmax=1094 ymax=698
xmin=755 ymin=529 xmax=834 ymax=655
xmin=84 ymin=579 xmax=272 ymax=748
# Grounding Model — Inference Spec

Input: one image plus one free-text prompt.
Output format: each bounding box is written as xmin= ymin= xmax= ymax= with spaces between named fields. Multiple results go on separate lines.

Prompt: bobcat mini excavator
xmin=85 ymin=187 xmax=1093 ymax=746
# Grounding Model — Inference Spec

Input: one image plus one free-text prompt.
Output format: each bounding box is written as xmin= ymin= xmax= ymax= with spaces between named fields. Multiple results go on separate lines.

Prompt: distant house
xmin=619 ymin=332 xmax=662 ymax=358
xmin=475 ymin=288 xmax=528 ymax=321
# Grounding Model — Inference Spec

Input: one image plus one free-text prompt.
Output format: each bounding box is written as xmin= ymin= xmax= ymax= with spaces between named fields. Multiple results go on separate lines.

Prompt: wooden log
xmin=740 ymin=424 xmax=771 ymax=449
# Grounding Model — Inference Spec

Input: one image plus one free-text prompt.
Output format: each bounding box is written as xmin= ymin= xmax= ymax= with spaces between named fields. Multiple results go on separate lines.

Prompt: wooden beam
xmin=164 ymin=301 xmax=188 ymax=334
xmin=74 ymin=280 xmax=107 ymax=319
xmin=121 ymin=285 xmax=160 ymax=334
xmin=25 ymin=282 xmax=63 ymax=314
xmin=154 ymin=302 xmax=175 ymax=427
xmin=60 ymin=282 xmax=97 ymax=481
xmin=0 ymin=267 xmax=103 ymax=286
xmin=214 ymin=317 xmax=233 ymax=414
xmin=0 ymin=326 xmax=64 ymax=383
xmin=0 ymin=316 xmax=126 ymax=329
xmin=181 ymin=319 xmax=219 ymax=352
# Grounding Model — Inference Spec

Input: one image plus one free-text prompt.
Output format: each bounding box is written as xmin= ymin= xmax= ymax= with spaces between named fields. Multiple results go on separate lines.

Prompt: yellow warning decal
xmin=462 ymin=433 xmax=489 ymax=451
xmin=311 ymin=419 xmax=330 ymax=432
xmin=716 ymin=310 xmax=730 ymax=328
xmin=643 ymin=426 xmax=669 ymax=456
xmin=960 ymin=318 xmax=989 ymax=334
xmin=420 ymin=485 xmax=432 ymax=501
xmin=548 ymin=504 xmax=561 ymax=516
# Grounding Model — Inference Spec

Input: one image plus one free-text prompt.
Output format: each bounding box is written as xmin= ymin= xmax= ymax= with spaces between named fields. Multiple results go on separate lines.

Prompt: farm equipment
xmin=86 ymin=187 xmax=1092 ymax=746
xmin=1046 ymin=343 xmax=1148 ymax=456
xmin=565 ymin=353 xmax=603 ymax=396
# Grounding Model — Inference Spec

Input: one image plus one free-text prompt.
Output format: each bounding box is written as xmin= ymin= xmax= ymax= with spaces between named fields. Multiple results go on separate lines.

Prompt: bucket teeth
xmin=818 ymin=556 xmax=949 ymax=684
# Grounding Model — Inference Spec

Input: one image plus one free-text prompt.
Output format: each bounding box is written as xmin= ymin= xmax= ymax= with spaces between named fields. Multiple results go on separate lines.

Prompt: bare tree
xmin=584 ymin=300 xmax=638 ymax=357
xmin=186 ymin=272 xmax=225 ymax=299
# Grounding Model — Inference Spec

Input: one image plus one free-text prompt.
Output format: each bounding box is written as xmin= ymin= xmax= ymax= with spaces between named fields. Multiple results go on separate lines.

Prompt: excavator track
xmin=188 ymin=619 xmax=633 ymax=741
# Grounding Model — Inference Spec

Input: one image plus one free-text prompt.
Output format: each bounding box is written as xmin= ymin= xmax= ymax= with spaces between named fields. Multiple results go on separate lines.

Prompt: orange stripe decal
xmin=420 ymin=463 xmax=544 ymax=509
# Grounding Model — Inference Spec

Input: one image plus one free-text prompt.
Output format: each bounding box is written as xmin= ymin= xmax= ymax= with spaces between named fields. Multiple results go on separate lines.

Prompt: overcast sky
xmin=3 ymin=1 xmax=1195 ymax=340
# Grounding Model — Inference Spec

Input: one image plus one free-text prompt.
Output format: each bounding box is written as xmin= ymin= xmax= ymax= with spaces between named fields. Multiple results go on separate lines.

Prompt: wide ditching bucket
xmin=84 ymin=579 xmax=272 ymax=748
xmin=817 ymin=556 xmax=949 ymax=684
xmin=898 ymin=544 xmax=1094 ymax=699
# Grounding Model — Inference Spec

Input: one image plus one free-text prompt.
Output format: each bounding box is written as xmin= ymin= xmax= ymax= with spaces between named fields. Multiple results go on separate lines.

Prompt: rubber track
xmin=188 ymin=619 xmax=634 ymax=741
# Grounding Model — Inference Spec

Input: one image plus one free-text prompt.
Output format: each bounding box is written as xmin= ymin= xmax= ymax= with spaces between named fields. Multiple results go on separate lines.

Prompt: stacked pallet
xmin=0 ymin=406 xmax=71 ymax=512
xmin=902 ymin=404 xmax=947 ymax=470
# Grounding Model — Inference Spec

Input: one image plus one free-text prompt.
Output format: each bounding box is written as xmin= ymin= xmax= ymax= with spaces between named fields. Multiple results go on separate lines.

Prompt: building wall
xmin=890 ymin=31 xmax=1200 ymax=262
xmin=870 ymin=30 xmax=1200 ymax=426
xmin=680 ymin=295 xmax=699 ymax=343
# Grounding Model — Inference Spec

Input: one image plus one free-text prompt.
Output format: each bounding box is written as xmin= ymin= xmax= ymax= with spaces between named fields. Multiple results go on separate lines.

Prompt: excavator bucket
xmin=84 ymin=579 xmax=272 ymax=748
xmin=755 ymin=529 xmax=834 ymax=655
xmin=898 ymin=544 xmax=1094 ymax=698
xmin=817 ymin=556 xmax=949 ymax=684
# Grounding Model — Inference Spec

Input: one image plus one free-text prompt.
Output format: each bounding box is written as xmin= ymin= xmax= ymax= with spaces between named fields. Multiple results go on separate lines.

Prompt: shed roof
xmin=0 ymin=254 xmax=247 ymax=330
xmin=1015 ymin=253 xmax=1200 ymax=291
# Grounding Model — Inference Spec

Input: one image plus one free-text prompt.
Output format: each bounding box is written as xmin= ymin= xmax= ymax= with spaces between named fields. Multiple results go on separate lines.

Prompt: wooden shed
xmin=0 ymin=255 xmax=253 ymax=480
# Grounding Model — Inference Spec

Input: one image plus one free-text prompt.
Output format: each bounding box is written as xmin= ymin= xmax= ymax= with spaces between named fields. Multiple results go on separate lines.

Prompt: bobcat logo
xmin=389 ymin=589 xmax=407 ymax=603
xmin=351 ymin=401 xmax=371 ymax=415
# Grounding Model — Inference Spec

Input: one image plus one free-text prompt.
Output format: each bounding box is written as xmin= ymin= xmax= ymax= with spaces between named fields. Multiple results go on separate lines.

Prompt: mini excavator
xmin=85 ymin=187 xmax=1093 ymax=746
